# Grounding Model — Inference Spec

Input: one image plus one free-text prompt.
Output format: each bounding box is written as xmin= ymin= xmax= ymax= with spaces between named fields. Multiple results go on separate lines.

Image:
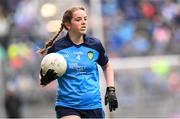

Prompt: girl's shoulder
xmin=53 ymin=35 xmax=71 ymax=47
xmin=84 ymin=35 xmax=105 ymax=52
xmin=84 ymin=35 xmax=102 ymax=46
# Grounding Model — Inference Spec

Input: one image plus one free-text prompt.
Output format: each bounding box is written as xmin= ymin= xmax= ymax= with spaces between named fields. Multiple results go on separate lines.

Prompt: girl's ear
xmin=64 ymin=22 xmax=71 ymax=30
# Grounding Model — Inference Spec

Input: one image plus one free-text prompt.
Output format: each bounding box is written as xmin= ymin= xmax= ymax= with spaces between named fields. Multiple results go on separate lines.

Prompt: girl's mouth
xmin=81 ymin=27 xmax=86 ymax=31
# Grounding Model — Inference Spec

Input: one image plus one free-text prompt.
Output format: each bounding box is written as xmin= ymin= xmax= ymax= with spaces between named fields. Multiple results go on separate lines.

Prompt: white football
xmin=41 ymin=53 xmax=67 ymax=77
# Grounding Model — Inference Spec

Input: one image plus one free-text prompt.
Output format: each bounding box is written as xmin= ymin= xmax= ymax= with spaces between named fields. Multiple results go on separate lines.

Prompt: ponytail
xmin=37 ymin=24 xmax=64 ymax=55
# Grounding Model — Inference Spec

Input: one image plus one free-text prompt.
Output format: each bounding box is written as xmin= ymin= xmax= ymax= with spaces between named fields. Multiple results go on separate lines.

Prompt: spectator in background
xmin=0 ymin=5 xmax=10 ymax=48
xmin=4 ymin=83 xmax=22 ymax=118
xmin=139 ymin=0 xmax=156 ymax=20
xmin=152 ymin=23 xmax=172 ymax=54
xmin=161 ymin=0 xmax=178 ymax=22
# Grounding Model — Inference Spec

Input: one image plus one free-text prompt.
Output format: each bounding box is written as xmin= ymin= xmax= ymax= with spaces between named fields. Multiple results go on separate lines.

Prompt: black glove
xmin=40 ymin=69 xmax=59 ymax=86
xmin=105 ymin=86 xmax=118 ymax=112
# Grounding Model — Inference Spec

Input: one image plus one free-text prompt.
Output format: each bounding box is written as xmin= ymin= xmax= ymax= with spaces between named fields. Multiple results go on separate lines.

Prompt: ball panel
xmin=41 ymin=53 xmax=67 ymax=76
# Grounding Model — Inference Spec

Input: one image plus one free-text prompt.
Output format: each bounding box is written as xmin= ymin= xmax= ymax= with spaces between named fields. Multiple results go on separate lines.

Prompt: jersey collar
xmin=65 ymin=33 xmax=87 ymax=47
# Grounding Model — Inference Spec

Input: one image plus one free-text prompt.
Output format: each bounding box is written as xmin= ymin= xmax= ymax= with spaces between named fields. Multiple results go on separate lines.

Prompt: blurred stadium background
xmin=0 ymin=0 xmax=180 ymax=118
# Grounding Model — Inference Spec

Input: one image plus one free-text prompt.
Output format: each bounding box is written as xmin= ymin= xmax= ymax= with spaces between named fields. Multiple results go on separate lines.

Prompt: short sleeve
xmin=97 ymin=41 xmax=109 ymax=66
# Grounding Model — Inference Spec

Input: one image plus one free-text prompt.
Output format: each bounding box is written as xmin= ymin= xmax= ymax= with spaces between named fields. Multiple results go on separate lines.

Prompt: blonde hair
xmin=37 ymin=6 xmax=86 ymax=55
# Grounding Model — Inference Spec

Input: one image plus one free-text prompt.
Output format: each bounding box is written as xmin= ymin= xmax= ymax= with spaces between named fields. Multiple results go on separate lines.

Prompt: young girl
xmin=38 ymin=6 xmax=118 ymax=119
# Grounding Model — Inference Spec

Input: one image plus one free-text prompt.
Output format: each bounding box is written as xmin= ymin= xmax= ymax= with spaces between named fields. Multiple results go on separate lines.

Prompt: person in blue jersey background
xmin=37 ymin=6 xmax=118 ymax=119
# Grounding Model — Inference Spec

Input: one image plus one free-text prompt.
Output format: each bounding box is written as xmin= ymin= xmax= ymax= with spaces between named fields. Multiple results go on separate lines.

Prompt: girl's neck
xmin=69 ymin=33 xmax=84 ymax=45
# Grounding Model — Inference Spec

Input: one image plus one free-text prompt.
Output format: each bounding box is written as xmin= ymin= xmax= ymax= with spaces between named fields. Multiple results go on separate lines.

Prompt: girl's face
xmin=67 ymin=9 xmax=87 ymax=35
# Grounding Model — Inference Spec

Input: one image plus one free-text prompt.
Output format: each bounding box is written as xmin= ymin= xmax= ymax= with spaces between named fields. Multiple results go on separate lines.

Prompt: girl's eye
xmin=76 ymin=19 xmax=81 ymax=21
xmin=75 ymin=18 xmax=81 ymax=21
xmin=74 ymin=17 xmax=87 ymax=22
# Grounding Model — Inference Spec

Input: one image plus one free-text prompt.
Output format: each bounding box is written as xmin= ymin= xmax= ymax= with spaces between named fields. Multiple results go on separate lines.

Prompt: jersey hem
xmin=55 ymin=103 xmax=103 ymax=110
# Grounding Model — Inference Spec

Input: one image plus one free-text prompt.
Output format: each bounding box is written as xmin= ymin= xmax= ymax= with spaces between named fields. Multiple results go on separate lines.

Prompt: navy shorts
xmin=55 ymin=106 xmax=105 ymax=118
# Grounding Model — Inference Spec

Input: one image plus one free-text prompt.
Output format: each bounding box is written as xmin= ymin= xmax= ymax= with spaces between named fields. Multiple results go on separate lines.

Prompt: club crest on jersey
xmin=87 ymin=51 xmax=93 ymax=60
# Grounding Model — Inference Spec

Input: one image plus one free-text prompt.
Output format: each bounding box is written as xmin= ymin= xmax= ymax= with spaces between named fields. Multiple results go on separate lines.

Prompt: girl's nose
xmin=82 ymin=19 xmax=87 ymax=25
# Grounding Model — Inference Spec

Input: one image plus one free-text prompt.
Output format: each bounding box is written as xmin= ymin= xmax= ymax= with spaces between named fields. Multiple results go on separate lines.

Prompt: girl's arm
xmin=102 ymin=60 xmax=118 ymax=112
xmin=102 ymin=61 xmax=115 ymax=87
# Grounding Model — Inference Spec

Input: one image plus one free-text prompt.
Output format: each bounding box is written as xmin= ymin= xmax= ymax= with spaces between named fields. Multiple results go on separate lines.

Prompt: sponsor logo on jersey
xmin=87 ymin=51 xmax=93 ymax=60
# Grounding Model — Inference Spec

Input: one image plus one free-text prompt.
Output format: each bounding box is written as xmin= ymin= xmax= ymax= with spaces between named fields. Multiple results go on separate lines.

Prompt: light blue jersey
xmin=47 ymin=33 xmax=109 ymax=109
